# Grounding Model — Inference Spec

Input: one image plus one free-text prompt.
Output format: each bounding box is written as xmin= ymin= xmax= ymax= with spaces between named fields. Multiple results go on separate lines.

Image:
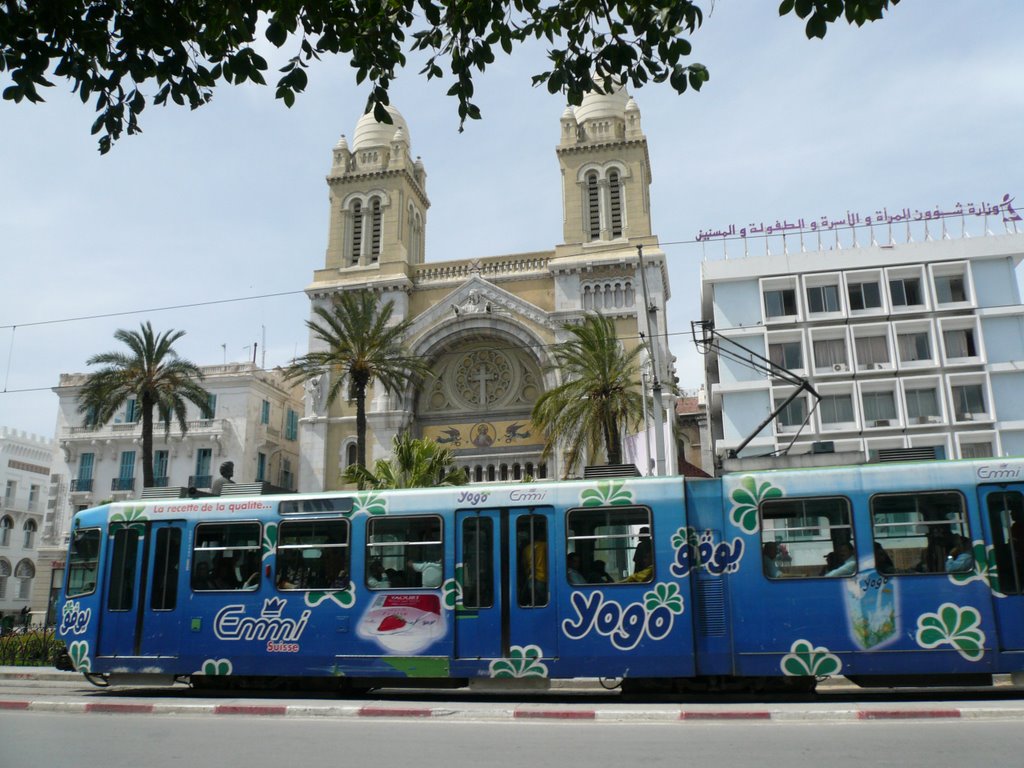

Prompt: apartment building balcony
xmin=63 ymin=418 xmax=228 ymax=440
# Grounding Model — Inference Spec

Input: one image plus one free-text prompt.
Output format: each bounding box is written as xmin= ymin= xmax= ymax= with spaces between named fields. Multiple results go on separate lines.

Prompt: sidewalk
xmin=3 ymin=666 xmax=1024 ymax=723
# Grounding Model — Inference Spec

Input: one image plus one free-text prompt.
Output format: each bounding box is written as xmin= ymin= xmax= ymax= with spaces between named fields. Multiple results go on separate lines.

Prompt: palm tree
xmin=78 ymin=322 xmax=211 ymax=489
xmin=344 ymin=431 xmax=468 ymax=489
xmin=531 ymin=312 xmax=645 ymax=475
xmin=285 ymin=290 xmax=429 ymax=469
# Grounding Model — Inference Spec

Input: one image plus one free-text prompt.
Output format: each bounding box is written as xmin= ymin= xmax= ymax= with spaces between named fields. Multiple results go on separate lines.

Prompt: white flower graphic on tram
xmin=915 ymin=603 xmax=986 ymax=661
xmin=489 ymin=645 xmax=549 ymax=679
xmin=780 ymin=639 xmax=842 ymax=677
xmin=68 ymin=640 xmax=92 ymax=673
xmin=199 ymin=658 xmax=233 ymax=676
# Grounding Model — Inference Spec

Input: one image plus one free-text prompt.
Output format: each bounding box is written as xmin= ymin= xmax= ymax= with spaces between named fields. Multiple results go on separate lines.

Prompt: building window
xmin=4 ymin=480 xmax=14 ymax=508
xmin=22 ymin=520 xmax=36 ymax=549
xmin=0 ymin=558 xmax=8 ymax=598
xmin=115 ymin=451 xmax=136 ymax=492
xmin=365 ymin=516 xmax=442 ymax=590
xmin=764 ymin=288 xmax=797 ymax=319
xmin=769 ymin=341 xmax=803 ymax=370
xmin=345 ymin=442 xmax=357 ymax=469
xmin=28 ymin=484 xmax=40 ymax=512
xmin=871 ymin=492 xmax=969 ymax=574
xmin=350 ymin=199 xmax=363 ymax=265
xmin=807 ymin=284 xmax=840 ymax=313
xmin=962 ymin=442 xmax=994 ymax=459
xmin=819 ymin=394 xmax=854 ymax=425
xmin=153 ymin=450 xmax=169 ymax=487
xmin=943 ymin=328 xmax=978 ymax=359
xmin=586 ymin=172 xmax=600 ymax=240
xmin=776 ymin=396 xmax=808 ymax=428
xmin=897 ymin=332 xmax=931 ymax=362
xmin=256 ymin=452 xmax=267 ymax=482
xmin=889 ymin=277 xmax=923 ymax=307
xmin=935 ymin=274 xmax=967 ymax=304
xmin=277 ymin=519 xmax=349 ymax=591
xmin=952 ymin=384 xmax=986 ymax=420
xmin=0 ymin=516 xmax=11 ymax=547
xmin=848 ymin=281 xmax=882 ymax=310
xmin=125 ymin=397 xmax=139 ymax=423
xmin=862 ymin=391 xmax=897 ymax=423
xmin=905 ymin=389 xmax=940 ymax=421
xmin=260 ymin=399 xmax=270 ymax=425
xmin=370 ymin=197 xmax=382 ymax=261
xmin=608 ymin=170 xmax=623 ymax=237
xmin=855 ymin=335 xmax=889 ymax=367
xmin=77 ymin=453 xmax=95 ymax=488
xmin=280 ymin=458 xmax=294 ymax=490
xmin=206 ymin=394 xmax=217 ymax=418
xmin=813 ymin=338 xmax=848 ymax=370
xmin=194 ymin=448 xmax=212 ymax=487
xmin=15 ymin=559 xmax=35 ymax=600
xmin=285 ymin=409 xmax=299 ymax=441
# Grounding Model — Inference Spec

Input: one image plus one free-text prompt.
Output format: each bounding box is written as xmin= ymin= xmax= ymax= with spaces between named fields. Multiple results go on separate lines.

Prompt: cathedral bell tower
xmin=556 ymin=85 xmax=653 ymax=254
xmin=322 ymin=105 xmax=430 ymax=272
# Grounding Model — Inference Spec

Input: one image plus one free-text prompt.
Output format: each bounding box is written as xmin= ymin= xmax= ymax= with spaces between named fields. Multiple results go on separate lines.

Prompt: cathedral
xmin=297 ymin=88 xmax=676 ymax=490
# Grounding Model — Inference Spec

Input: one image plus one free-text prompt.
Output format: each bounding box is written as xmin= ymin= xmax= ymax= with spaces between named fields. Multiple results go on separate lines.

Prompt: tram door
xmin=97 ymin=521 xmax=185 ymax=658
xmin=454 ymin=508 xmax=558 ymax=661
xmin=978 ymin=486 xmax=1024 ymax=651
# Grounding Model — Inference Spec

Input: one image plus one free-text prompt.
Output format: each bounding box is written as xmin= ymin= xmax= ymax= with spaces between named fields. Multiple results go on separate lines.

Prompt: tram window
xmin=460 ymin=517 xmax=494 ymax=608
xmin=277 ymin=519 xmax=349 ymax=591
xmin=986 ymin=491 xmax=1024 ymax=595
xmin=365 ymin=516 xmax=442 ymax=590
xmin=565 ymin=507 xmax=652 ymax=585
xmin=870 ymin=492 xmax=970 ymax=574
xmin=760 ymin=497 xmax=855 ymax=579
xmin=107 ymin=525 xmax=141 ymax=610
xmin=279 ymin=497 xmax=353 ymax=515
xmin=518 ymin=515 xmax=550 ymax=606
xmin=192 ymin=522 xmax=262 ymax=591
xmin=66 ymin=528 xmax=100 ymax=598
xmin=150 ymin=528 xmax=182 ymax=611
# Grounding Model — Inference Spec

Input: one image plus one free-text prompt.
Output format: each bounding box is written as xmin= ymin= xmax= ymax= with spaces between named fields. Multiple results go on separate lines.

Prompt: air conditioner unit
xmin=873 ymin=419 xmax=891 ymax=427
xmin=927 ymin=415 xmax=942 ymax=424
xmin=960 ymin=413 xmax=974 ymax=421
xmin=871 ymin=363 xmax=886 ymax=370
xmin=832 ymin=363 xmax=849 ymax=372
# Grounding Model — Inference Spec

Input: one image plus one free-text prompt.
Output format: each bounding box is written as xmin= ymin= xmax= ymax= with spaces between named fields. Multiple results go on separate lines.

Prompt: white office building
xmin=701 ymin=232 xmax=1024 ymax=465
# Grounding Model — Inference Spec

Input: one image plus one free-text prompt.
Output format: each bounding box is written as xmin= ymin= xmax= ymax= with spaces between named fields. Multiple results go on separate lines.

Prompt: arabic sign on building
xmin=696 ymin=193 xmax=1021 ymax=243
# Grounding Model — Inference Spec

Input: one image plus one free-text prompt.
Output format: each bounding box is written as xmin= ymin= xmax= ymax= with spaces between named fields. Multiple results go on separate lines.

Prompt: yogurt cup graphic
xmin=357 ymin=593 xmax=447 ymax=653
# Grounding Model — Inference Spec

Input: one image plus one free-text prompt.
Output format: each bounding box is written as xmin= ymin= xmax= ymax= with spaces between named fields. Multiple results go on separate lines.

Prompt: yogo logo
xmin=561 ymin=584 xmax=684 ymax=651
xmin=456 ymin=490 xmax=490 ymax=506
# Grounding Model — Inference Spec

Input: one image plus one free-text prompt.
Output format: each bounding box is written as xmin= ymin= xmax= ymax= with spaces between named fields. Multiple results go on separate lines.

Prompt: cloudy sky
xmin=2 ymin=2 xmax=1022 ymax=440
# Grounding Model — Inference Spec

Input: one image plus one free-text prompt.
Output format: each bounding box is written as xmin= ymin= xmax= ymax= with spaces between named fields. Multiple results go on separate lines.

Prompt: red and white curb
xmin=3 ymin=699 xmax=1022 ymax=722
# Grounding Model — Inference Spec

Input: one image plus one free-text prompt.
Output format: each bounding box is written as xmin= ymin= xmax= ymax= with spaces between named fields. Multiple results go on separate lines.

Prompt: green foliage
xmin=1 ymin=1 xmax=896 ymax=152
xmin=284 ymin=290 xmax=428 ymax=470
xmin=344 ymin=430 xmax=468 ymax=489
xmin=0 ymin=626 xmax=65 ymax=667
xmin=78 ymin=321 xmax=210 ymax=488
xmin=531 ymin=312 xmax=644 ymax=475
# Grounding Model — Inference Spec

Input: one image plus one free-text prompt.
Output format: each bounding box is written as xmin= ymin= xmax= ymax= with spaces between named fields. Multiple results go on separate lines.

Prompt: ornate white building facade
xmin=299 ymin=90 xmax=677 ymax=489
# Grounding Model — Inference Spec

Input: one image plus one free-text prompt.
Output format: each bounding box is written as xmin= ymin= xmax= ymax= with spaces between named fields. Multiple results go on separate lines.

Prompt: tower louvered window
xmin=350 ymin=200 xmax=363 ymax=265
xmin=370 ymin=198 xmax=382 ymax=261
xmin=586 ymin=172 xmax=600 ymax=240
xmin=608 ymin=170 xmax=623 ymax=237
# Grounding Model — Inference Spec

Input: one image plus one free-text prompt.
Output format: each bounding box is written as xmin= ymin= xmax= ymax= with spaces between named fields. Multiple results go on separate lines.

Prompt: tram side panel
xmin=722 ymin=463 xmax=1011 ymax=683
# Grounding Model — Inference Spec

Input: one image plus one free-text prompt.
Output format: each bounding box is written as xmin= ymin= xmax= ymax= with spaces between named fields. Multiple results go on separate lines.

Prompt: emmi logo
xmin=214 ymin=598 xmax=311 ymax=644
xmin=977 ymin=463 xmax=1023 ymax=481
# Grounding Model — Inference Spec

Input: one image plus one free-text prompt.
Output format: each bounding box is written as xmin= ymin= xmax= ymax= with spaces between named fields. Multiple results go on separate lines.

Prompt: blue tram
xmin=55 ymin=457 xmax=1024 ymax=692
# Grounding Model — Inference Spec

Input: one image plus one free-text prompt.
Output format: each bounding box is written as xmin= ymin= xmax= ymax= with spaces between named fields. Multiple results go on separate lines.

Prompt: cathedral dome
xmin=574 ymin=82 xmax=630 ymax=124
xmin=352 ymin=104 xmax=411 ymax=151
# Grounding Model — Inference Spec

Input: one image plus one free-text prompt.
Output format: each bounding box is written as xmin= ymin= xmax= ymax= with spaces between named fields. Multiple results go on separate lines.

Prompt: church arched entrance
xmin=416 ymin=337 xmax=549 ymax=482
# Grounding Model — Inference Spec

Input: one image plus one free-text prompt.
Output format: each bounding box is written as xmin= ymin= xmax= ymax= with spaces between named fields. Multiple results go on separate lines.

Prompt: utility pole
xmin=636 ymin=244 xmax=666 ymax=476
